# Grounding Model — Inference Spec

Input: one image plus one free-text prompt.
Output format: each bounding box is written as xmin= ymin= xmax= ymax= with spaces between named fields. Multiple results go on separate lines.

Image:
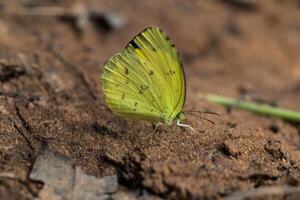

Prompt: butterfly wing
xmin=101 ymin=27 xmax=185 ymax=123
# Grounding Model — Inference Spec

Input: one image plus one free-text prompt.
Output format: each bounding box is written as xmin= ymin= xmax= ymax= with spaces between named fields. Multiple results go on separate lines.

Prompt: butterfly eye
xmin=160 ymin=113 xmax=166 ymax=118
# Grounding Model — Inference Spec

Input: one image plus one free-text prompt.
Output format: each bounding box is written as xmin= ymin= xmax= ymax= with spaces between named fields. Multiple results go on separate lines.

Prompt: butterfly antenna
xmin=176 ymin=120 xmax=200 ymax=134
xmin=186 ymin=113 xmax=215 ymax=125
xmin=184 ymin=110 xmax=220 ymax=116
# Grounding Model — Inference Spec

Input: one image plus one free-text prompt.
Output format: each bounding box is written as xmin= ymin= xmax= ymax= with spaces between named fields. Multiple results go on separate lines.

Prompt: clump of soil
xmin=0 ymin=0 xmax=300 ymax=199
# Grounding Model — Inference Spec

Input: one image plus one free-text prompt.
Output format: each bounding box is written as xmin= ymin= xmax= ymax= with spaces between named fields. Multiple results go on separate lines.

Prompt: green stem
xmin=204 ymin=94 xmax=300 ymax=122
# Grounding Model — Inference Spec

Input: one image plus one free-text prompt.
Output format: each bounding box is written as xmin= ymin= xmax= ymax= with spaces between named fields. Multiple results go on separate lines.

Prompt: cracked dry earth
xmin=1 ymin=0 xmax=300 ymax=199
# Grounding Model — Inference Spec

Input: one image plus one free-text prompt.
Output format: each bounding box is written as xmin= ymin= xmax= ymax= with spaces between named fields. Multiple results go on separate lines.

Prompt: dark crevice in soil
xmin=0 ymin=91 xmax=40 ymax=104
xmin=219 ymin=143 xmax=235 ymax=157
xmin=0 ymin=177 xmax=41 ymax=199
xmin=238 ymin=173 xmax=279 ymax=188
xmin=0 ymin=63 xmax=26 ymax=82
xmin=92 ymin=122 xmax=119 ymax=138
xmin=249 ymin=174 xmax=278 ymax=188
xmin=15 ymin=106 xmax=32 ymax=135
xmin=0 ymin=180 xmax=10 ymax=190
xmin=13 ymin=105 xmax=44 ymax=154
xmin=269 ymin=123 xmax=280 ymax=133
xmin=16 ymin=179 xmax=40 ymax=198
xmin=99 ymin=152 xmax=143 ymax=189
xmin=96 ymin=150 xmax=165 ymax=198
xmin=9 ymin=114 xmax=35 ymax=152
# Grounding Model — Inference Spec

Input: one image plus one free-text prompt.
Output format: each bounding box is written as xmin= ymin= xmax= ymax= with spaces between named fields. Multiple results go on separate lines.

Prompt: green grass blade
xmin=204 ymin=94 xmax=300 ymax=122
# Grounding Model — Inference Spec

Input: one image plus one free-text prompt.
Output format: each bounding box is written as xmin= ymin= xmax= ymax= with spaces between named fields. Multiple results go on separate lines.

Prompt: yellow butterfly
xmin=101 ymin=27 xmax=197 ymax=132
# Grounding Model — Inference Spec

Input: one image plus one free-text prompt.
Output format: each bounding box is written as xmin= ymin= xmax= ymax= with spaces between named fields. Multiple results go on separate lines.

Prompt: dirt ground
xmin=1 ymin=0 xmax=300 ymax=199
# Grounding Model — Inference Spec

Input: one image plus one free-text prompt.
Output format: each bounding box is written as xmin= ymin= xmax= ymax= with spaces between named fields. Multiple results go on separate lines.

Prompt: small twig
xmin=222 ymin=186 xmax=300 ymax=200
xmin=203 ymin=94 xmax=300 ymax=122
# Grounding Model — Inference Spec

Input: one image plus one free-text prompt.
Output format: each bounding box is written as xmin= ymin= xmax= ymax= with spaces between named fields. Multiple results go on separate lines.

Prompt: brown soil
xmin=1 ymin=0 xmax=300 ymax=199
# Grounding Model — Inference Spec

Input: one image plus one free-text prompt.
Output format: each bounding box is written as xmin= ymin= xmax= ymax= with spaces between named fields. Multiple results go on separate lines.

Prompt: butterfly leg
xmin=176 ymin=120 xmax=200 ymax=134
xmin=144 ymin=122 xmax=164 ymax=139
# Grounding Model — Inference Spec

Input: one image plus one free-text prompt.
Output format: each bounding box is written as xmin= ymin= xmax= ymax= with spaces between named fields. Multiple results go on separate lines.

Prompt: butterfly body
xmin=101 ymin=27 xmax=186 ymax=126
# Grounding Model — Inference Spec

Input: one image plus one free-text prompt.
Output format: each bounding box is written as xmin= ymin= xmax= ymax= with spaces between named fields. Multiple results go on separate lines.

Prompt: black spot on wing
xmin=149 ymin=70 xmax=154 ymax=75
xmin=166 ymin=70 xmax=176 ymax=76
xmin=139 ymin=85 xmax=149 ymax=94
xmin=124 ymin=67 xmax=129 ymax=75
xmin=165 ymin=35 xmax=171 ymax=42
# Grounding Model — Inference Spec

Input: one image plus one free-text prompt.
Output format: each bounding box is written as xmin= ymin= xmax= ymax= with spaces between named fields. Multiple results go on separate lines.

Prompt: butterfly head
xmin=163 ymin=112 xmax=185 ymax=125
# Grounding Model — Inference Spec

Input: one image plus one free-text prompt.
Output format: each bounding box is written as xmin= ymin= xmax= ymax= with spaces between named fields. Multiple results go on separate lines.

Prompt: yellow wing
xmin=101 ymin=27 xmax=185 ymax=124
